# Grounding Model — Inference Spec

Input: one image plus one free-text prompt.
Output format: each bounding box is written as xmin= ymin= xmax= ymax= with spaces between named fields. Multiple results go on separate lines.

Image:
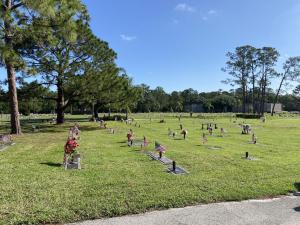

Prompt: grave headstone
xmin=251 ymin=133 xmax=257 ymax=144
xmin=69 ymin=124 xmax=80 ymax=140
xmin=63 ymin=138 xmax=81 ymax=170
xmin=126 ymin=129 xmax=134 ymax=146
xmin=241 ymin=124 xmax=251 ymax=134
xmin=0 ymin=134 xmax=14 ymax=151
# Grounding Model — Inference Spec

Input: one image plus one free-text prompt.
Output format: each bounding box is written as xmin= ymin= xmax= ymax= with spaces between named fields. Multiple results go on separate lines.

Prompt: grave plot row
xmin=143 ymin=142 xmax=188 ymax=175
xmin=201 ymin=123 xmax=218 ymax=130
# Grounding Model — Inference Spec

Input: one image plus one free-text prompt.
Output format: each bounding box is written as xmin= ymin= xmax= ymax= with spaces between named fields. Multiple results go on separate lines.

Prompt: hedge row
xmin=236 ymin=114 xmax=261 ymax=119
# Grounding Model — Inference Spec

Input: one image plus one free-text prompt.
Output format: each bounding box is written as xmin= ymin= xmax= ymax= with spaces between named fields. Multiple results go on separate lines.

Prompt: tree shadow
xmin=294 ymin=183 xmax=300 ymax=191
xmin=173 ymin=138 xmax=184 ymax=140
xmin=294 ymin=206 xmax=300 ymax=212
xmin=78 ymin=126 xmax=102 ymax=132
xmin=40 ymin=162 xmax=62 ymax=167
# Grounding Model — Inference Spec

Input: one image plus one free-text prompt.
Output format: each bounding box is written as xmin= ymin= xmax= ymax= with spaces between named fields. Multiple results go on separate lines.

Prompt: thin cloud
xmin=172 ymin=19 xmax=179 ymax=24
xmin=120 ymin=34 xmax=137 ymax=41
xmin=202 ymin=9 xmax=218 ymax=21
xmin=175 ymin=3 xmax=196 ymax=12
xmin=208 ymin=9 xmax=217 ymax=15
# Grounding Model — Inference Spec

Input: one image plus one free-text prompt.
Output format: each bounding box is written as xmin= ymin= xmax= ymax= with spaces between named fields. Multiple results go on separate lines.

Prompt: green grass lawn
xmin=0 ymin=113 xmax=300 ymax=225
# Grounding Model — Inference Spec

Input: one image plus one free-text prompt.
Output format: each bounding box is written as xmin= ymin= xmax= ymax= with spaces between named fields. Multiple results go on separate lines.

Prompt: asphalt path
xmin=69 ymin=194 xmax=300 ymax=225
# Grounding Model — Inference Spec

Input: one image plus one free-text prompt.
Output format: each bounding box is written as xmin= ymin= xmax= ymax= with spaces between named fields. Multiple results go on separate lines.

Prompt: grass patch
xmin=0 ymin=113 xmax=300 ymax=224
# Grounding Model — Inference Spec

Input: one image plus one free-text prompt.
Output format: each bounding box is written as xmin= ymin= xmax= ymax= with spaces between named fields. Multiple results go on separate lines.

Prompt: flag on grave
xmin=155 ymin=141 xmax=166 ymax=153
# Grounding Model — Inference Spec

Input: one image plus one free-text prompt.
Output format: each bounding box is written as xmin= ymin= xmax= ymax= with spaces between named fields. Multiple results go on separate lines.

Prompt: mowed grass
xmin=0 ymin=113 xmax=300 ymax=225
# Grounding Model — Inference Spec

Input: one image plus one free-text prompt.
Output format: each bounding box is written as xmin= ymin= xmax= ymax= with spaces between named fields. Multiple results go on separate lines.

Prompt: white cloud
xmin=208 ymin=9 xmax=217 ymax=15
xmin=201 ymin=9 xmax=218 ymax=21
xmin=120 ymin=34 xmax=137 ymax=41
xmin=175 ymin=3 xmax=196 ymax=12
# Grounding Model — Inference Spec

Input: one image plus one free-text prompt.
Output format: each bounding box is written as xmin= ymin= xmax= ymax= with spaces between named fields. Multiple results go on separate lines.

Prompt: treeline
xmin=1 ymin=82 xmax=300 ymax=116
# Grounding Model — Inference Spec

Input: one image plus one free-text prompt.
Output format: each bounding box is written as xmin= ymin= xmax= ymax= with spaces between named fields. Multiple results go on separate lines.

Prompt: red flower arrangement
xmin=64 ymin=138 xmax=79 ymax=155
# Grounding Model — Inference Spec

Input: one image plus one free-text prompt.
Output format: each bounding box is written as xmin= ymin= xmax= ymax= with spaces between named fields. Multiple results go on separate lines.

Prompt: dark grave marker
xmin=146 ymin=152 xmax=173 ymax=164
xmin=242 ymin=152 xmax=258 ymax=160
xmin=167 ymin=161 xmax=188 ymax=175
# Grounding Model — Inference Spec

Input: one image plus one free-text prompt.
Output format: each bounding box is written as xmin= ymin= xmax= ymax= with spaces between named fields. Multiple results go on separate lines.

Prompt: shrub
xmin=236 ymin=114 xmax=261 ymax=119
xmin=102 ymin=115 xmax=127 ymax=121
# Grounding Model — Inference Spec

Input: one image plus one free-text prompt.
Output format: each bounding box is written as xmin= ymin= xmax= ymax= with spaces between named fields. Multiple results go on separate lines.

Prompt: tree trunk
xmin=242 ymin=79 xmax=246 ymax=113
xmin=271 ymin=73 xmax=286 ymax=116
xmin=260 ymin=74 xmax=267 ymax=116
xmin=4 ymin=0 xmax=22 ymax=134
xmin=257 ymin=80 xmax=262 ymax=114
xmin=252 ymin=72 xmax=255 ymax=113
xmin=91 ymin=103 xmax=95 ymax=118
xmin=259 ymin=63 xmax=265 ymax=116
xmin=6 ymin=63 xmax=22 ymax=134
xmin=56 ymin=81 xmax=65 ymax=124
xmin=93 ymin=103 xmax=99 ymax=119
xmin=126 ymin=108 xmax=128 ymax=120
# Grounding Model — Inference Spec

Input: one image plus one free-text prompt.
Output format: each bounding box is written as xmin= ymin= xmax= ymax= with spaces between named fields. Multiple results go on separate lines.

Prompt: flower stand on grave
xmin=64 ymin=138 xmax=81 ymax=169
xmin=64 ymin=153 xmax=81 ymax=170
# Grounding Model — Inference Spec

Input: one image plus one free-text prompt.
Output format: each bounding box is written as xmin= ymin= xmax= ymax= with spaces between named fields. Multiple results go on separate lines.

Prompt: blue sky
xmin=82 ymin=0 xmax=300 ymax=93
xmin=1 ymin=0 xmax=300 ymax=93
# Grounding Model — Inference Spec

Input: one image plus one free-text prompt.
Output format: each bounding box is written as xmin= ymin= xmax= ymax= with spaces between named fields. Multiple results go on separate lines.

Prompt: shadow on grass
xmin=19 ymin=124 xmax=66 ymax=134
xmin=294 ymin=206 xmax=300 ymax=212
xmin=18 ymin=118 xmax=101 ymax=134
xmin=40 ymin=162 xmax=62 ymax=167
xmin=78 ymin=126 xmax=101 ymax=132
xmin=21 ymin=117 xmax=89 ymax=123
xmin=294 ymin=183 xmax=300 ymax=191
xmin=173 ymin=138 xmax=184 ymax=141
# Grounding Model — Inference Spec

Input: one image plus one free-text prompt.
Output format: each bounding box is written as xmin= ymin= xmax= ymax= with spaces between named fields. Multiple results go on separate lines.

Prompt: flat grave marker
xmin=167 ymin=161 xmax=188 ymax=175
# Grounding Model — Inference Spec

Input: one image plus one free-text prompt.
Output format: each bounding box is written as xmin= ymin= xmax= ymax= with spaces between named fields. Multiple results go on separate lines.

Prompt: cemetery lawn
xmin=0 ymin=114 xmax=300 ymax=225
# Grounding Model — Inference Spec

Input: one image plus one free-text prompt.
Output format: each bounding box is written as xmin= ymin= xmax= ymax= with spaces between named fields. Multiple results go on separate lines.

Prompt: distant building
xmin=233 ymin=103 xmax=283 ymax=113
xmin=264 ymin=103 xmax=282 ymax=113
